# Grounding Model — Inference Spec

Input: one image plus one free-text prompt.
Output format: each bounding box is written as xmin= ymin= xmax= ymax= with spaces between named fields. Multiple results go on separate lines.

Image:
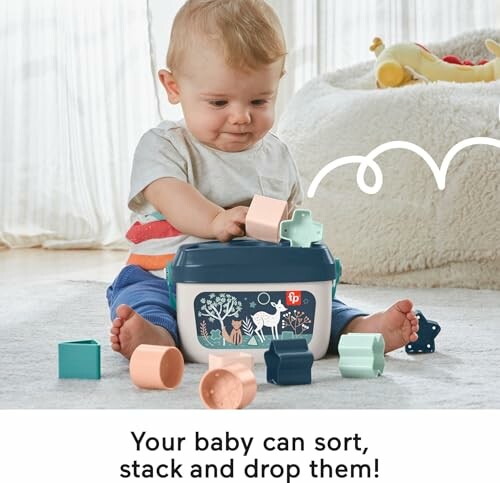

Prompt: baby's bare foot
xmin=343 ymin=299 xmax=419 ymax=353
xmin=109 ymin=304 xmax=175 ymax=359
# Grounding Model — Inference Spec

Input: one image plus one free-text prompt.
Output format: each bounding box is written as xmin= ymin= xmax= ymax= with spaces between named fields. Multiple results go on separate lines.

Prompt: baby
xmin=107 ymin=0 xmax=418 ymax=359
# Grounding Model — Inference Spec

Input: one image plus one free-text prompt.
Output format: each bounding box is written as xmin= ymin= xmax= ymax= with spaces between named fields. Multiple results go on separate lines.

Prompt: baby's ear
xmin=158 ymin=69 xmax=181 ymax=104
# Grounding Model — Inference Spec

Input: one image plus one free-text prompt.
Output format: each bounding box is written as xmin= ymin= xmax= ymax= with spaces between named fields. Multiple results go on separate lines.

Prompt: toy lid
xmin=170 ymin=239 xmax=337 ymax=283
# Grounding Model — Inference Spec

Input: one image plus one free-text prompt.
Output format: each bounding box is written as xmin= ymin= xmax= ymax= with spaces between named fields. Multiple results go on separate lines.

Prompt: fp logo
xmin=286 ymin=291 xmax=302 ymax=306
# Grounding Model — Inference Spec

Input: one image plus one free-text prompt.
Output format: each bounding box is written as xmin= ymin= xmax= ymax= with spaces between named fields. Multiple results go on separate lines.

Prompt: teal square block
xmin=58 ymin=340 xmax=101 ymax=379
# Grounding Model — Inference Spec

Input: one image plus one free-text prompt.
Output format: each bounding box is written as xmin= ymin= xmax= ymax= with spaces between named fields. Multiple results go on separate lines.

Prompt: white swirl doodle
xmin=307 ymin=137 xmax=500 ymax=197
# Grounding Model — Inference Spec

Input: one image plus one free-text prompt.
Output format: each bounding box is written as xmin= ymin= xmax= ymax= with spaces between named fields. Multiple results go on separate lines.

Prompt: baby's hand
xmin=211 ymin=206 xmax=248 ymax=242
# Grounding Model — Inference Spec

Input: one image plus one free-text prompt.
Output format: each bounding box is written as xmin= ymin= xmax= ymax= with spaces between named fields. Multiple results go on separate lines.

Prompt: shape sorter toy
xmin=167 ymin=239 xmax=340 ymax=363
xmin=246 ymin=194 xmax=288 ymax=243
xmin=264 ymin=338 xmax=314 ymax=385
xmin=338 ymin=333 xmax=385 ymax=378
xmin=199 ymin=353 xmax=257 ymax=409
xmin=129 ymin=344 xmax=184 ymax=390
xmin=58 ymin=340 xmax=101 ymax=379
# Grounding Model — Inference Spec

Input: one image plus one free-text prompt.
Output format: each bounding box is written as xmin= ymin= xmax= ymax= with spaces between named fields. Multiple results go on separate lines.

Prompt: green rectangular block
xmin=58 ymin=340 xmax=101 ymax=379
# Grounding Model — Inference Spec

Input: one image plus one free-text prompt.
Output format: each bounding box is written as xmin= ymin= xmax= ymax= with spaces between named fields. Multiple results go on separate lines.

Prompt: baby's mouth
xmin=222 ymin=132 xmax=251 ymax=140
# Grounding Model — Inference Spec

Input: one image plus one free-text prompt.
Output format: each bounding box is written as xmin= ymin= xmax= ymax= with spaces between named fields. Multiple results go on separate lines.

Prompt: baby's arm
xmin=143 ymin=177 xmax=248 ymax=242
xmin=287 ymin=170 xmax=304 ymax=216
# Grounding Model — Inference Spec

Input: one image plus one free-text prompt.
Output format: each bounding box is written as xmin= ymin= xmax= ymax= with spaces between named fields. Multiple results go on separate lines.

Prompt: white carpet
xmin=1 ymin=279 xmax=499 ymax=409
xmin=278 ymin=29 xmax=500 ymax=289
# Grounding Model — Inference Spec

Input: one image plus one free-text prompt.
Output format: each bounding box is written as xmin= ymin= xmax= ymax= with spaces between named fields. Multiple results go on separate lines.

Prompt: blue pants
xmin=106 ymin=265 xmax=367 ymax=353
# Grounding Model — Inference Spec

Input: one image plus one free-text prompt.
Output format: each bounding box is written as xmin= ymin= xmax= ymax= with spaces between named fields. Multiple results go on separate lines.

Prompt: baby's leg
xmin=329 ymin=299 xmax=368 ymax=354
xmin=106 ymin=265 xmax=177 ymax=359
xmin=330 ymin=298 xmax=419 ymax=354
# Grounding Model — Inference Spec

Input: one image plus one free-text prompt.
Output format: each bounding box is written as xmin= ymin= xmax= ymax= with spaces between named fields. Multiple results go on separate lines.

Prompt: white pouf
xmin=278 ymin=29 xmax=500 ymax=289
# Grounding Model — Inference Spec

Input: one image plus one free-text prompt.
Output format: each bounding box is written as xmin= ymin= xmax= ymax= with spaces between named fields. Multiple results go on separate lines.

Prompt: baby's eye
xmin=251 ymin=99 xmax=268 ymax=106
xmin=208 ymin=100 xmax=228 ymax=107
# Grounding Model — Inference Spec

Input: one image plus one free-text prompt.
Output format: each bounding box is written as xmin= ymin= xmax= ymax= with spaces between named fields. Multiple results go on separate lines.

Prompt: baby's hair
xmin=167 ymin=0 xmax=287 ymax=73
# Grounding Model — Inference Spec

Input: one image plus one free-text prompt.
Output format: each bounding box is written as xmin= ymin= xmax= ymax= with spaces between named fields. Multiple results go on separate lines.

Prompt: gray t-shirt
xmin=126 ymin=120 xmax=304 ymax=273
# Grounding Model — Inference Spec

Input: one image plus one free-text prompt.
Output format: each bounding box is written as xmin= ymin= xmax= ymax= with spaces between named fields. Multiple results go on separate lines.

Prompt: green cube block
xmin=58 ymin=340 xmax=101 ymax=379
xmin=338 ymin=333 xmax=385 ymax=378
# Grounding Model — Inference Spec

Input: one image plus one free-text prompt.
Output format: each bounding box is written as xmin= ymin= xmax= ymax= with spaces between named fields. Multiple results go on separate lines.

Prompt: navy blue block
xmin=405 ymin=310 xmax=441 ymax=354
xmin=264 ymin=339 xmax=314 ymax=385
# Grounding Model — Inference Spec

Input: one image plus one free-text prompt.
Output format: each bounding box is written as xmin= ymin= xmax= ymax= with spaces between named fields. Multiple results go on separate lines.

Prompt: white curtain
xmin=0 ymin=0 xmax=160 ymax=249
xmin=270 ymin=0 xmax=500 ymax=122
xmin=1 ymin=0 xmax=499 ymax=249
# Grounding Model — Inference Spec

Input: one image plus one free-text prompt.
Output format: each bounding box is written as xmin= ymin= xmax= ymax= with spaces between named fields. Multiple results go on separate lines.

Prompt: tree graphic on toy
xmin=281 ymin=310 xmax=312 ymax=336
xmin=199 ymin=293 xmax=243 ymax=346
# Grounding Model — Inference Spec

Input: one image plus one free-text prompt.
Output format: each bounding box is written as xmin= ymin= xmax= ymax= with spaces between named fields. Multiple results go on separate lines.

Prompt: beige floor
xmin=0 ymin=247 xmax=127 ymax=283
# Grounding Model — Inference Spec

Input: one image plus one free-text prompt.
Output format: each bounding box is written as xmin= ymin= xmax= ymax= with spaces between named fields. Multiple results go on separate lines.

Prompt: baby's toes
xmin=408 ymin=332 xmax=418 ymax=343
xmin=111 ymin=342 xmax=121 ymax=352
xmin=406 ymin=310 xmax=417 ymax=321
xmin=404 ymin=319 xmax=414 ymax=338
xmin=110 ymin=332 xmax=121 ymax=352
xmin=407 ymin=312 xmax=418 ymax=325
xmin=110 ymin=326 xmax=120 ymax=336
xmin=112 ymin=317 xmax=124 ymax=328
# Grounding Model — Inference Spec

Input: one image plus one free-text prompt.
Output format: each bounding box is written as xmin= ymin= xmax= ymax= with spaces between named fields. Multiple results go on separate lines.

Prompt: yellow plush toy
xmin=370 ymin=37 xmax=500 ymax=88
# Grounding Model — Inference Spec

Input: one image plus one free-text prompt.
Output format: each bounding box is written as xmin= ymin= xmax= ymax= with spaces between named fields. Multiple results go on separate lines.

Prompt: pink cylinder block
xmin=129 ymin=344 xmax=184 ymax=390
xmin=199 ymin=363 xmax=257 ymax=409
xmin=208 ymin=352 xmax=254 ymax=371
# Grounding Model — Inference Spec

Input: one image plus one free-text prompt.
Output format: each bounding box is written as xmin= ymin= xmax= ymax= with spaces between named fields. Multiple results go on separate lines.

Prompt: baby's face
xmin=165 ymin=47 xmax=282 ymax=152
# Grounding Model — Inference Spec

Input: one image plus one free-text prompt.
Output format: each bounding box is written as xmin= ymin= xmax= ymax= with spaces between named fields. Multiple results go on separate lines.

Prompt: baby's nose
xmin=229 ymin=107 xmax=251 ymax=124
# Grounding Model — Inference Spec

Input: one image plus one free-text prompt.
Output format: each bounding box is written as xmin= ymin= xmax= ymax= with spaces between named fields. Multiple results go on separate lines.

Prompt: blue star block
xmin=280 ymin=209 xmax=323 ymax=248
xmin=405 ymin=310 xmax=441 ymax=354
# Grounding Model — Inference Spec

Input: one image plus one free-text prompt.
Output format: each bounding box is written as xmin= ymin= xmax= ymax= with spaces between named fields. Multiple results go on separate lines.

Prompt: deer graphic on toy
xmin=252 ymin=299 xmax=288 ymax=343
